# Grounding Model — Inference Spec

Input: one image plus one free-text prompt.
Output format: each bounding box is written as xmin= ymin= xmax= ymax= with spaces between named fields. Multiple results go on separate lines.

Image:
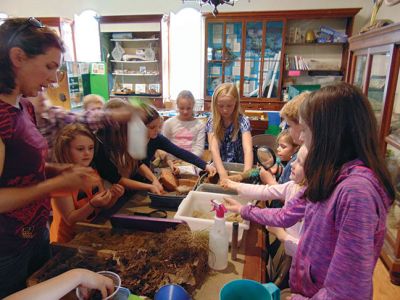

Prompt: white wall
xmin=1 ymin=0 xmax=395 ymax=35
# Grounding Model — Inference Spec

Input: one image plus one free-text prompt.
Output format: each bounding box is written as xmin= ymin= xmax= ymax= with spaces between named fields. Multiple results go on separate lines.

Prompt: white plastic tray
xmin=174 ymin=191 xmax=250 ymax=243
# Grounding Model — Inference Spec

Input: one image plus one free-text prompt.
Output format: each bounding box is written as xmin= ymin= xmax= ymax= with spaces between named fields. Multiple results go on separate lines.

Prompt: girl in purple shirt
xmin=224 ymin=82 xmax=394 ymax=299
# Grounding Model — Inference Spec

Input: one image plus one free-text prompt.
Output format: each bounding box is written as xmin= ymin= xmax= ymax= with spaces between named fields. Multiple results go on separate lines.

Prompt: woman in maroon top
xmin=0 ymin=18 xmax=100 ymax=297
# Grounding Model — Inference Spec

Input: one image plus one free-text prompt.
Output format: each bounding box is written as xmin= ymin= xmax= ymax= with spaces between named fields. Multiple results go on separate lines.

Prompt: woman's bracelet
xmin=89 ymin=199 xmax=100 ymax=209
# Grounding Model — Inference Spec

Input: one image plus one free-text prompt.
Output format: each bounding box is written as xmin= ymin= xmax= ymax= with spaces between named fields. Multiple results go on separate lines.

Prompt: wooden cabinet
xmin=39 ymin=17 xmax=76 ymax=110
xmin=347 ymin=22 xmax=400 ymax=285
xmin=203 ymin=8 xmax=360 ymax=112
xmin=98 ymin=15 xmax=163 ymax=100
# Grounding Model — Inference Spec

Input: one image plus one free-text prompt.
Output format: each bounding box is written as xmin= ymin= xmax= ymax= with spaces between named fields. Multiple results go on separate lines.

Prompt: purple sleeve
xmin=305 ymin=182 xmax=383 ymax=299
xmin=240 ymin=192 xmax=306 ymax=228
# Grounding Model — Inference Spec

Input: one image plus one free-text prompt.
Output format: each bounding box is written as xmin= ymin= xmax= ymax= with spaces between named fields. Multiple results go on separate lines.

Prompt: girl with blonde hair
xmin=206 ymin=83 xmax=253 ymax=180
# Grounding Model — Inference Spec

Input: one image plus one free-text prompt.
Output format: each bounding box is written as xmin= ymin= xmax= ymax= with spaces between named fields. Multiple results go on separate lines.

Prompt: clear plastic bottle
xmin=208 ymin=200 xmax=229 ymax=270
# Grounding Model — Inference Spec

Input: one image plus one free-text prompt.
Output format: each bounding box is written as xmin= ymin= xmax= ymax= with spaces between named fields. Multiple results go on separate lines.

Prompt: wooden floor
xmin=373 ymin=259 xmax=400 ymax=299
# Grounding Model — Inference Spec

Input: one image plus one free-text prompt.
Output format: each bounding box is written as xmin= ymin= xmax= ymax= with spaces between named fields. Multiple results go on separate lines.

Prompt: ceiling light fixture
xmin=182 ymin=0 xmax=236 ymax=16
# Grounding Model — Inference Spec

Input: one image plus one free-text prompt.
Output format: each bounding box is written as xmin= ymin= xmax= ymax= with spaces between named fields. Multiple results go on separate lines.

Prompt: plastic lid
xmin=211 ymin=199 xmax=227 ymax=218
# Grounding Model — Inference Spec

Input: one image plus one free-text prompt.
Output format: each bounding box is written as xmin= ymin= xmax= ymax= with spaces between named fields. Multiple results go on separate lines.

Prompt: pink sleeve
xmin=237 ymin=182 xmax=291 ymax=201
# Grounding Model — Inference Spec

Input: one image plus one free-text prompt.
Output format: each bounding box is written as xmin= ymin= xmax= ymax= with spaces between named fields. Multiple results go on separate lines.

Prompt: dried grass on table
xmin=36 ymin=225 xmax=209 ymax=298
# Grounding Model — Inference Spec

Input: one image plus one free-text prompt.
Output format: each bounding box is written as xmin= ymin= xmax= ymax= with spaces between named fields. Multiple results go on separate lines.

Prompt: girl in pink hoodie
xmin=224 ymin=82 xmax=394 ymax=299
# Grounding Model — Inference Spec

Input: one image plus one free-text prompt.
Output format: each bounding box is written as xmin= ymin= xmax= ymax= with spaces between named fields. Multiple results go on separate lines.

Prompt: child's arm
xmin=118 ymin=177 xmax=163 ymax=194
xmin=105 ymin=184 xmax=125 ymax=209
xmin=223 ymin=194 xmax=306 ymax=228
xmin=137 ymin=163 xmax=164 ymax=193
xmin=223 ymin=180 xmax=290 ymax=201
xmin=157 ymin=134 xmax=207 ymax=170
xmin=52 ymin=190 xmax=112 ymax=226
xmin=4 ymin=268 xmax=114 ymax=300
xmin=208 ymin=132 xmax=228 ymax=180
xmin=259 ymin=167 xmax=278 ymax=185
xmin=242 ymin=131 xmax=253 ymax=172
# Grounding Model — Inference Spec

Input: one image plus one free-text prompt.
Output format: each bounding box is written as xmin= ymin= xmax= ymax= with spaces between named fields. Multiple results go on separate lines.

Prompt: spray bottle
xmin=208 ymin=199 xmax=229 ymax=270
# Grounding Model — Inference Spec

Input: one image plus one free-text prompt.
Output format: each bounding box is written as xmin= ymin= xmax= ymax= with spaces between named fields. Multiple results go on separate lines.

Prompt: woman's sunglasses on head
xmin=7 ymin=17 xmax=44 ymax=48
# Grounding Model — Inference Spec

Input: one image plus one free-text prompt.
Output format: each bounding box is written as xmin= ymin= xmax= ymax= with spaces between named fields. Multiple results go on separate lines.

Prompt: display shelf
xmin=111 ymin=60 xmax=158 ymax=63
xmin=348 ymin=22 xmax=400 ymax=285
xmin=204 ymin=8 xmax=359 ymax=106
xmin=110 ymin=38 xmax=159 ymax=42
xmin=99 ymin=14 xmax=163 ymax=97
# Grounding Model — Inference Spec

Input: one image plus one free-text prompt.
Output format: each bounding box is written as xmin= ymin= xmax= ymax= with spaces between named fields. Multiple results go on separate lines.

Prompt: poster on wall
xmin=91 ymin=63 xmax=105 ymax=75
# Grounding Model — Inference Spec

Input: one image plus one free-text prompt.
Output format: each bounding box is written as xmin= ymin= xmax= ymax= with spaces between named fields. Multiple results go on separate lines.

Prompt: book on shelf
xmin=285 ymin=55 xmax=309 ymax=71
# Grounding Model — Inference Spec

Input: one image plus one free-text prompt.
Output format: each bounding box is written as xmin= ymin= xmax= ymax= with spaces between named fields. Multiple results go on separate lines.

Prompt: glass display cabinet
xmin=204 ymin=8 xmax=359 ymax=113
xmin=205 ymin=18 xmax=283 ymax=101
xmin=347 ymin=22 xmax=400 ymax=285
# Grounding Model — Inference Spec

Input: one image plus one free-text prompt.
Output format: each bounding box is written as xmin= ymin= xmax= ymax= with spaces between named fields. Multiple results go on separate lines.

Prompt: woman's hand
xmin=52 ymin=166 xmax=101 ymax=197
xmin=205 ymin=164 xmax=217 ymax=177
xmin=223 ymin=197 xmax=243 ymax=214
xmin=220 ymin=179 xmax=240 ymax=191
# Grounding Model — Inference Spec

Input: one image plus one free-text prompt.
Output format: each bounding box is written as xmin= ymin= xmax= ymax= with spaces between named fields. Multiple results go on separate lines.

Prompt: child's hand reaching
xmin=223 ymin=197 xmax=243 ymax=214
xmin=167 ymin=160 xmax=180 ymax=175
xmin=90 ymin=190 xmax=113 ymax=208
xmin=149 ymin=184 xmax=163 ymax=195
xmin=205 ymin=164 xmax=217 ymax=177
xmin=259 ymin=167 xmax=277 ymax=185
xmin=107 ymin=184 xmax=125 ymax=208
xmin=267 ymin=226 xmax=288 ymax=242
xmin=152 ymin=178 xmax=164 ymax=194
xmin=220 ymin=179 xmax=240 ymax=191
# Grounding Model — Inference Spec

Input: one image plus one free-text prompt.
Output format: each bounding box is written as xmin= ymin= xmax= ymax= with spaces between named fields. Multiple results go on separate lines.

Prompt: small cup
xmin=154 ymin=284 xmax=191 ymax=300
xmin=76 ymin=271 xmax=121 ymax=300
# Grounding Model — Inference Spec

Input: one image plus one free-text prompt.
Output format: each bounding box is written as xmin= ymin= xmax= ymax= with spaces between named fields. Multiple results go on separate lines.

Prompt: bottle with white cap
xmin=208 ymin=199 xmax=229 ymax=270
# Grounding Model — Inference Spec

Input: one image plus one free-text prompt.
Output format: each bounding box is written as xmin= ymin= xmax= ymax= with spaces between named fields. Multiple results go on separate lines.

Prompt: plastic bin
xmin=174 ymin=191 xmax=250 ymax=243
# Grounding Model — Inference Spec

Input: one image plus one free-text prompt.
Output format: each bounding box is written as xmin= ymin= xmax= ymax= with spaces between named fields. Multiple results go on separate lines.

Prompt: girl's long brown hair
xmin=102 ymin=98 xmax=137 ymax=177
xmin=211 ymin=82 xmax=241 ymax=142
xmin=300 ymin=82 xmax=394 ymax=202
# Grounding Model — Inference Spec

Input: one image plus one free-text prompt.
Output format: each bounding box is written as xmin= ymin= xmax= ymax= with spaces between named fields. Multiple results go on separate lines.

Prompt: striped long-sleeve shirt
xmin=241 ymin=159 xmax=392 ymax=299
xmin=37 ymin=106 xmax=114 ymax=160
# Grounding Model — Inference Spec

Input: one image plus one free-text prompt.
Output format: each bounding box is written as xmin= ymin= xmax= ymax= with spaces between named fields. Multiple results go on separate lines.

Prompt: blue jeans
xmin=0 ymin=230 xmax=51 ymax=298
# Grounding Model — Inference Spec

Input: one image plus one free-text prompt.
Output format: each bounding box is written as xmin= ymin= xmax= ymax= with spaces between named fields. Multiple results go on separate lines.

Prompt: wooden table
xmin=86 ymin=191 xmax=266 ymax=299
